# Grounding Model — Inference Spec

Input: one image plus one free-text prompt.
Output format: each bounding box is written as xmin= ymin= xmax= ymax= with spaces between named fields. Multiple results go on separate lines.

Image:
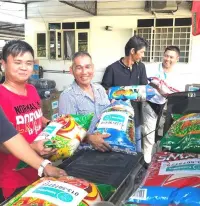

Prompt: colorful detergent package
xmin=92 ymin=100 xmax=136 ymax=154
xmin=108 ymin=85 xmax=155 ymax=101
xmin=160 ymin=113 xmax=200 ymax=153
xmin=6 ymin=176 xmax=116 ymax=206
xmin=16 ymin=114 xmax=93 ymax=170
xmin=126 ymin=152 xmax=200 ymax=206
xmin=148 ymin=77 xmax=179 ymax=96
xmin=36 ymin=114 xmax=93 ymax=161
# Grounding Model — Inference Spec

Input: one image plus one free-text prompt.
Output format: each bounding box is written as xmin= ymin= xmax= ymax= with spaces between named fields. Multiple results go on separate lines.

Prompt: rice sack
xmin=93 ymin=100 xmax=136 ymax=154
xmin=38 ymin=114 xmax=93 ymax=161
xmin=108 ymin=85 xmax=155 ymax=101
xmin=160 ymin=113 xmax=200 ymax=153
xmin=126 ymin=152 xmax=200 ymax=206
xmin=148 ymin=77 xmax=179 ymax=96
xmin=6 ymin=176 xmax=116 ymax=206
xmin=16 ymin=114 xmax=93 ymax=170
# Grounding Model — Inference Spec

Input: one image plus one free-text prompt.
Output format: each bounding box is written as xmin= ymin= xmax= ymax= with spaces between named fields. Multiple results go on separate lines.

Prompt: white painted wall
xmin=24 ymin=1 xmax=199 ymax=91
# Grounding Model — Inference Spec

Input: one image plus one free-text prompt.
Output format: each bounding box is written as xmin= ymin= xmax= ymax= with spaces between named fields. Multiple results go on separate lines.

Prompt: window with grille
xmin=136 ymin=18 xmax=192 ymax=63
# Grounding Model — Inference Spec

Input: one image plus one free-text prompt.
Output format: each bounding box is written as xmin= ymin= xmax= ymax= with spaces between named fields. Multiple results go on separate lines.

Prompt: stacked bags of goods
xmin=160 ymin=113 xmax=200 ymax=153
xmin=125 ymin=111 xmax=200 ymax=205
xmin=108 ymin=85 xmax=155 ymax=101
xmin=126 ymin=152 xmax=200 ymax=206
xmin=92 ymin=100 xmax=136 ymax=154
xmin=6 ymin=176 xmax=115 ymax=206
xmin=16 ymin=114 xmax=93 ymax=170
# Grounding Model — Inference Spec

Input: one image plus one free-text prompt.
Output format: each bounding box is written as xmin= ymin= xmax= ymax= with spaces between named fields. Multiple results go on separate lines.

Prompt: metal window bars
xmin=136 ymin=25 xmax=192 ymax=63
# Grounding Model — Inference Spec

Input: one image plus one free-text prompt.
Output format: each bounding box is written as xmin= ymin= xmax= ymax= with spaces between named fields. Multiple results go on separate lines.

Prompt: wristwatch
xmin=38 ymin=159 xmax=52 ymax=177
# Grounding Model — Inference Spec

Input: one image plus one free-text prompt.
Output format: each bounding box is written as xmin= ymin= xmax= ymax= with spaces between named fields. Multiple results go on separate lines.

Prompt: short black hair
xmin=2 ymin=40 xmax=34 ymax=62
xmin=164 ymin=46 xmax=180 ymax=56
xmin=72 ymin=51 xmax=92 ymax=62
xmin=125 ymin=36 xmax=149 ymax=56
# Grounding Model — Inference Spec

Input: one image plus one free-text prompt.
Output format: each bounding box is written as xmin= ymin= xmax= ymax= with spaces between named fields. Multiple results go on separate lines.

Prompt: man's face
xmin=2 ymin=52 xmax=34 ymax=83
xmin=162 ymin=50 xmax=179 ymax=69
xmin=131 ymin=47 xmax=146 ymax=62
xmin=70 ymin=55 xmax=94 ymax=87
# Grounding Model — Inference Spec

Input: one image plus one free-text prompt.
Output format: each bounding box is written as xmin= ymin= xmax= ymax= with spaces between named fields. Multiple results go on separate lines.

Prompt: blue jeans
xmin=135 ymin=125 xmax=142 ymax=152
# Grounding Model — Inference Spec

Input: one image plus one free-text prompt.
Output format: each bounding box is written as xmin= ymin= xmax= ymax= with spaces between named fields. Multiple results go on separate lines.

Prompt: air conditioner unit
xmin=145 ymin=0 xmax=181 ymax=13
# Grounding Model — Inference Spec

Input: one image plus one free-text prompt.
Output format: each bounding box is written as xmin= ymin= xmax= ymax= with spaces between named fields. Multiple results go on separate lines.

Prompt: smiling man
xmin=151 ymin=46 xmax=180 ymax=89
xmin=0 ymin=40 xmax=65 ymax=201
xmin=59 ymin=52 xmax=112 ymax=152
xmin=142 ymin=46 xmax=181 ymax=166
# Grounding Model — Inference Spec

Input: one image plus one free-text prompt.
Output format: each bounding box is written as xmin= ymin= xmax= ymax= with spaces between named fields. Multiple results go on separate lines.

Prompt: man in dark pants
xmin=102 ymin=35 xmax=148 ymax=152
xmin=0 ymin=107 xmax=66 ymax=202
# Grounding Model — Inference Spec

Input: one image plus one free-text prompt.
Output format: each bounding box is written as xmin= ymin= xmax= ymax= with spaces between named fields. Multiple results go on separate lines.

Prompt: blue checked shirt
xmin=59 ymin=81 xmax=110 ymax=133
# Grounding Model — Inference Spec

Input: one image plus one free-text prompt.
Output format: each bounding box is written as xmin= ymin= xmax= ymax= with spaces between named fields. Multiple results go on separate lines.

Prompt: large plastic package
xmin=16 ymin=114 xmax=93 ymax=170
xmin=108 ymin=85 xmax=155 ymax=101
xmin=148 ymin=77 xmax=179 ymax=96
xmin=92 ymin=100 xmax=136 ymax=154
xmin=126 ymin=152 xmax=200 ymax=206
xmin=36 ymin=114 xmax=93 ymax=161
xmin=160 ymin=113 xmax=200 ymax=153
xmin=6 ymin=176 xmax=115 ymax=206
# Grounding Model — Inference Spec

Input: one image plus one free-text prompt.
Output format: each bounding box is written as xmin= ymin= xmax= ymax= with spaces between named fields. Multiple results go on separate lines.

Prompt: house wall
xmin=25 ymin=2 xmax=198 ymax=91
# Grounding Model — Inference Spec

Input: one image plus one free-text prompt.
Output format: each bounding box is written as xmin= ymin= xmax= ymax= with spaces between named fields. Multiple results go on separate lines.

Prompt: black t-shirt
xmin=102 ymin=58 xmax=148 ymax=89
xmin=101 ymin=58 xmax=148 ymax=126
xmin=0 ymin=107 xmax=18 ymax=144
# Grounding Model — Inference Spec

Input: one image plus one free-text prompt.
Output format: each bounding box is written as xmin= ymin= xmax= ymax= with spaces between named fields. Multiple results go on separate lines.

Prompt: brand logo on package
xmin=52 ymin=113 xmax=58 ymax=120
xmin=23 ymin=180 xmax=88 ymax=206
xmin=52 ymin=101 xmax=58 ymax=109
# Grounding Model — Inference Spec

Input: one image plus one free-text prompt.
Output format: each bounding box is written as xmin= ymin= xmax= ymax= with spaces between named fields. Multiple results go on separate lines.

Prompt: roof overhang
xmin=0 ymin=0 xmax=97 ymax=17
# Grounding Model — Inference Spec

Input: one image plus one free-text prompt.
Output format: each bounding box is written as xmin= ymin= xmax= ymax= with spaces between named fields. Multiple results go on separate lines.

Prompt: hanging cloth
xmin=192 ymin=0 xmax=200 ymax=36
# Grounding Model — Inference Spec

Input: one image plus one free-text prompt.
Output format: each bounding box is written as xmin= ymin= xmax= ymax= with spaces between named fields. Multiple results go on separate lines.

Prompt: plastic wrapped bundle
xmin=148 ymin=77 xmax=179 ymax=96
xmin=126 ymin=152 xmax=200 ymax=206
xmin=160 ymin=113 xmax=200 ymax=153
xmin=6 ymin=176 xmax=116 ymax=206
xmin=93 ymin=100 xmax=136 ymax=154
xmin=108 ymin=85 xmax=155 ymax=101
xmin=28 ymin=78 xmax=56 ymax=90
xmin=16 ymin=114 xmax=93 ymax=170
xmin=37 ymin=114 xmax=93 ymax=161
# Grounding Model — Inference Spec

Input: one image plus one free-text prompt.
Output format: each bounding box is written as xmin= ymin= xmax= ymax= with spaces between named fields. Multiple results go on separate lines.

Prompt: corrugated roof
xmin=0 ymin=21 xmax=24 ymax=40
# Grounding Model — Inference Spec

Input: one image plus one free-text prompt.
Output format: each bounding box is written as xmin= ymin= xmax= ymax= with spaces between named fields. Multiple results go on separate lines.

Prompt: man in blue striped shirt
xmin=59 ymin=52 xmax=112 ymax=152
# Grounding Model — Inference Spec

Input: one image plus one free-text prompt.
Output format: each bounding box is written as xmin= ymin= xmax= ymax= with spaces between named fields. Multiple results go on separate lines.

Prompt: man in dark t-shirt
xmin=102 ymin=35 xmax=148 ymax=152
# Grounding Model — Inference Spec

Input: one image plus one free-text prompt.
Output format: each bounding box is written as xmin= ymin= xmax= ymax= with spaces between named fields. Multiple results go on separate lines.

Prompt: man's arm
xmin=140 ymin=63 xmax=148 ymax=85
xmin=86 ymin=87 xmax=111 ymax=152
xmin=0 ymin=108 xmax=66 ymax=177
xmin=86 ymin=116 xmax=111 ymax=152
xmin=101 ymin=65 xmax=114 ymax=90
xmin=3 ymin=133 xmax=66 ymax=177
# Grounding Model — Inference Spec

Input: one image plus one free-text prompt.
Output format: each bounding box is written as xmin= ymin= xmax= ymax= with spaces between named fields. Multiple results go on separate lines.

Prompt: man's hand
xmin=43 ymin=164 xmax=67 ymax=178
xmin=31 ymin=140 xmax=57 ymax=157
xmin=87 ymin=133 xmax=112 ymax=152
